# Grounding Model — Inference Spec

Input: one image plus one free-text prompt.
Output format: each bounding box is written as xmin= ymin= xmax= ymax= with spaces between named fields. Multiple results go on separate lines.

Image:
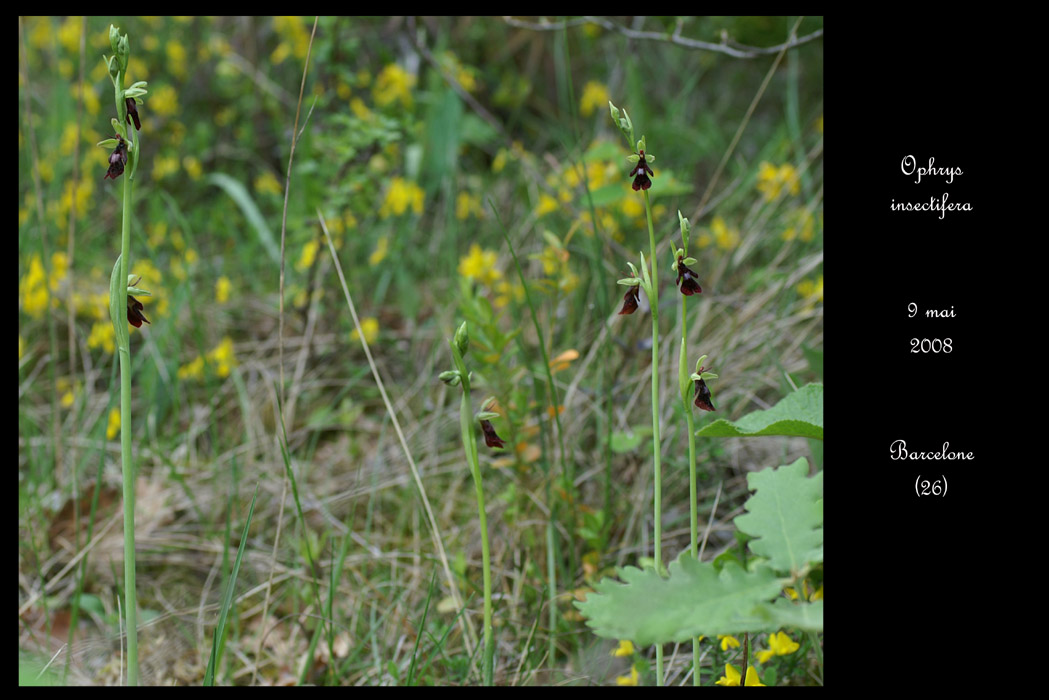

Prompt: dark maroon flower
xmin=676 ymin=254 xmax=703 ymax=296
xmin=480 ymin=419 xmax=506 ymax=449
xmin=629 ymin=150 xmax=654 ymax=191
xmin=125 ymin=97 xmax=141 ymax=131
xmin=618 ymin=284 xmax=641 ymax=315
xmin=104 ymin=135 xmax=128 ymax=181
xmin=694 ymin=377 xmax=715 ymax=412
xmin=127 ymin=293 xmax=150 ymax=328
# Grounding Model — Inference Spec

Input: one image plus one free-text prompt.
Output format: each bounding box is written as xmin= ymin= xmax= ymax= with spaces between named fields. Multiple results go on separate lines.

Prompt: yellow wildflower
xmin=57 ymin=16 xmax=82 ymax=54
xmin=182 ymin=156 xmax=203 ymax=180
xmin=378 ymin=177 xmax=424 ymax=218
xmin=715 ymin=663 xmax=765 ymax=686
xmin=440 ymin=52 xmax=478 ymax=93
xmin=27 ymin=17 xmax=51 ymax=50
xmin=149 ymin=85 xmax=179 ymax=117
xmin=756 ymin=161 xmax=801 ymax=201
xmin=369 ymin=235 xmax=389 ymax=266
xmin=455 ymin=191 xmax=484 ymax=221
xmin=579 ymin=80 xmax=610 ymax=117
xmin=350 ymin=317 xmax=379 ymax=346
xmin=710 ymin=216 xmax=740 ymax=250
xmin=49 ymin=252 xmax=68 ymax=292
xmin=166 ymin=39 xmax=188 ymax=79
xmin=59 ymin=377 xmax=76 ymax=409
xmin=492 ymin=148 xmax=511 ymax=174
xmin=615 ymin=665 xmax=639 ymax=686
xmin=718 ymin=634 xmax=740 ymax=651
xmin=535 ymin=193 xmax=559 ymax=218
xmin=87 ymin=321 xmax=115 ymax=354
xmin=152 ymin=153 xmax=180 ymax=181
xmin=458 ymin=244 xmax=501 ymax=287
xmin=254 ymin=171 xmax=283 ymax=196
xmin=797 ymin=274 xmax=824 ymax=307
xmin=215 ymin=276 xmax=231 ymax=304
xmin=207 ymin=336 xmax=237 ymax=378
xmin=106 ymin=407 xmax=121 ymax=440
xmin=755 ymin=631 xmax=800 ymax=664
xmin=296 ymin=240 xmax=319 ymax=272
xmin=59 ymin=121 xmax=81 ymax=157
xmin=350 ymin=97 xmax=372 ymax=120
xmin=273 ymin=16 xmax=310 ymax=61
xmin=373 ymin=63 xmax=416 ymax=109
xmin=20 ymin=255 xmax=49 ymax=318
xmin=177 ymin=355 xmax=204 ymax=381
xmin=493 ymin=279 xmax=524 ymax=309
xmin=611 ymin=640 xmax=634 ymax=657
xmin=620 ymin=195 xmax=644 ymax=220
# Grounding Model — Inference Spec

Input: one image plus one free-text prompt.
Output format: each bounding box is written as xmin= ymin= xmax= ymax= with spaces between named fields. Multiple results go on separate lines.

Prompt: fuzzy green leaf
xmin=695 ymin=383 xmax=823 ymax=440
xmin=734 ymin=458 xmax=823 ymax=575
xmin=574 ymin=553 xmax=786 ymax=645
xmin=752 ymin=598 xmax=823 ymax=632
xmin=108 ymin=255 xmax=128 ymax=351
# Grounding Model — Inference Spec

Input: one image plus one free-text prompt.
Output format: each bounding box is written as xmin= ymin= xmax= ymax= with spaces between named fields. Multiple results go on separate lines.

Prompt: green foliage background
xmin=19 ymin=16 xmax=822 ymax=685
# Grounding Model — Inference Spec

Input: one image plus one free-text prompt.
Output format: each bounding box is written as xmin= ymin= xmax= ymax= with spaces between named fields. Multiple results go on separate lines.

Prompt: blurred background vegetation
xmin=19 ymin=16 xmax=822 ymax=685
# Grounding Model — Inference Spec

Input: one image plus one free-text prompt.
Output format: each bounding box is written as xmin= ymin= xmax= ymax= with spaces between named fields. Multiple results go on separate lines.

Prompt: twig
xmin=502 ymin=16 xmax=823 ymax=58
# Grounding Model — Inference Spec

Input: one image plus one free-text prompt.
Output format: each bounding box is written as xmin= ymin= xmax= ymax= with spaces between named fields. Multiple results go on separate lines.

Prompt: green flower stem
xmin=449 ymin=343 xmax=494 ymax=685
xmin=104 ymin=28 xmax=141 ymax=684
xmin=679 ymin=302 xmax=701 ymax=685
xmin=116 ymin=131 xmax=139 ymax=688
xmin=642 ymin=189 xmax=664 ymax=685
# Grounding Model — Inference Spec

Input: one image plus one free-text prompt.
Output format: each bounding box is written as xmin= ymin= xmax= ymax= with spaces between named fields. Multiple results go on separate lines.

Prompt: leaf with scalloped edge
xmin=695 ymin=383 xmax=823 ymax=440
xmin=752 ymin=598 xmax=823 ymax=632
xmin=574 ymin=553 xmax=787 ymax=646
xmin=734 ymin=458 xmax=823 ymax=575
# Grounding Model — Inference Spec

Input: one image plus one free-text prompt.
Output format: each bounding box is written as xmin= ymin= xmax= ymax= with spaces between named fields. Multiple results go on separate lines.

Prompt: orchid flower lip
xmin=628 ymin=149 xmax=653 ymax=191
xmin=618 ymin=284 xmax=641 ymax=315
xmin=480 ymin=419 xmax=506 ymax=449
xmin=675 ymin=254 xmax=703 ymax=295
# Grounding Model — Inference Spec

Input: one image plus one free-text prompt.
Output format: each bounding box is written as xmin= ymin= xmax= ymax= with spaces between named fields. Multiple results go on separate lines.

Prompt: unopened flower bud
xmin=454 ymin=321 xmax=469 ymax=358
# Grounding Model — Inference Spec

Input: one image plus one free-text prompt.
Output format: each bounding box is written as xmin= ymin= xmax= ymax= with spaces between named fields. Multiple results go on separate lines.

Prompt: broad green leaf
xmin=734 ymin=458 xmax=823 ymax=575
xmin=752 ymin=598 xmax=823 ymax=632
xmin=574 ymin=553 xmax=786 ymax=646
xmin=695 ymin=383 xmax=823 ymax=440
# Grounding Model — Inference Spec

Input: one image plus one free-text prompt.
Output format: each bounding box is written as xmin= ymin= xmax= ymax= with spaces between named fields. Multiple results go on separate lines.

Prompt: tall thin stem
xmin=117 ymin=138 xmax=139 ymax=687
xmin=680 ymin=299 xmax=700 ymax=685
xmin=450 ymin=343 xmax=494 ymax=685
xmin=642 ymin=189 xmax=663 ymax=684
